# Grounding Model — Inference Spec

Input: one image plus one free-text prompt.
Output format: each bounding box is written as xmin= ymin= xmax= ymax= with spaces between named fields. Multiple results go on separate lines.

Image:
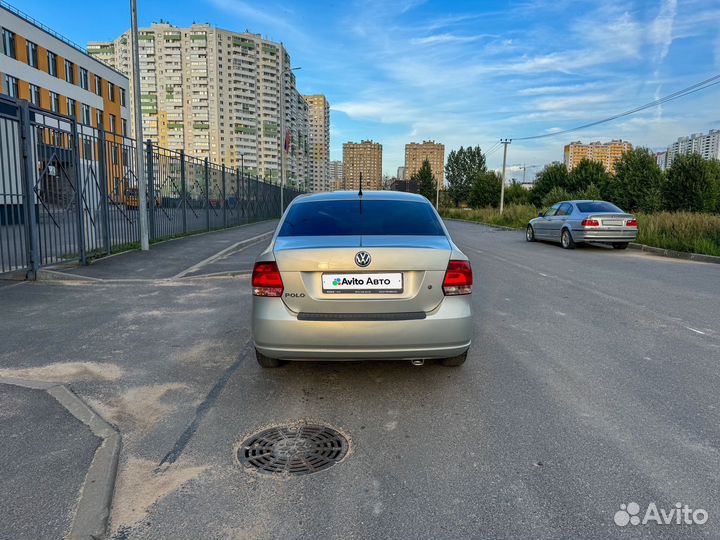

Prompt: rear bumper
xmin=571 ymin=228 xmax=638 ymax=243
xmin=252 ymin=296 xmax=472 ymax=360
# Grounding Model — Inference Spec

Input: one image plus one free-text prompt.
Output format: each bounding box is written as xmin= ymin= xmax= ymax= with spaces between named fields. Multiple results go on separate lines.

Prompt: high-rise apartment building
xmin=342 ymin=140 xmax=382 ymax=190
xmin=0 ymin=3 xmax=129 ymax=136
xmin=88 ymin=23 xmax=309 ymax=187
xmin=563 ymin=140 xmax=632 ymax=173
xmin=405 ymin=140 xmax=445 ymax=184
xmin=329 ymin=160 xmax=343 ymax=190
xmin=304 ymin=95 xmax=330 ymax=192
xmin=666 ymin=129 xmax=720 ymax=168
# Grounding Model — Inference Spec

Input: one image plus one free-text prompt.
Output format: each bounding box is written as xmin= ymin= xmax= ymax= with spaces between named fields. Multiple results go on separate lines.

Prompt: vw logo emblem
xmin=354 ymin=251 xmax=371 ymax=267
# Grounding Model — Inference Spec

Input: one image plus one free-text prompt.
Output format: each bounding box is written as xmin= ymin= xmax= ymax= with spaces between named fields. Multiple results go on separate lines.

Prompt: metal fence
xmin=0 ymin=95 xmax=302 ymax=279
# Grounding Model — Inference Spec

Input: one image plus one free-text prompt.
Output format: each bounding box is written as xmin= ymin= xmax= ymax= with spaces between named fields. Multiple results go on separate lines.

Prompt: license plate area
xmin=322 ymin=273 xmax=403 ymax=294
xmin=603 ymin=220 xmax=623 ymax=226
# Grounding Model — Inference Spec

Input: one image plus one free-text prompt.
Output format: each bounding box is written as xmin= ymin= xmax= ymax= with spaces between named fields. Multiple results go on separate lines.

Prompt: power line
xmin=510 ymin=74 xmax=720 ymax=141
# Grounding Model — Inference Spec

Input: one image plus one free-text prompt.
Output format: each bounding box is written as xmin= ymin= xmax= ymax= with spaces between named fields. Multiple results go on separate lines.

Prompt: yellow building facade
xmin=563 ymin=140 xmax=632 ymax=173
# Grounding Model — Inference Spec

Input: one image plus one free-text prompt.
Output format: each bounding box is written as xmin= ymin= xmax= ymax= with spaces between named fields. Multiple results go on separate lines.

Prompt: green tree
xmin=445 ymin=146 xmax=487 ymax=206
xmin=541 ymin=186 xmax=572 ymax=208
xmin=530 ymin=163 xmax=570 ymax=206
xmin=664 ymin=154 xmax=720 ymax=212
xmin=610 ymin=148 xmax=665 ymax=212
xmin=568 ymin=159 xmax=610 ymax=193
xmin=469 ymin=171 xmax=501 ymax=208
xmin=505 ymin=182 xmax=529 ymax=205
xmin=412 ymin=159 xmax=437 ymax=202
xmin=574 ymin=183 xmax=602 ymax=201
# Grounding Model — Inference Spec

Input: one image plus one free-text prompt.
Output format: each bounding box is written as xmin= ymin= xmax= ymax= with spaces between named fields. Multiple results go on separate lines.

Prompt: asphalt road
xmin=0 ymin=219 xmax=717 ymax=539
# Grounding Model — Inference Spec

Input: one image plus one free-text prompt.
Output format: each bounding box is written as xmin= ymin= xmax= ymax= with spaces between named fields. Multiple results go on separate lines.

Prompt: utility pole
xmin=130 ymin=0 xmax=149 ymax=250
xmin=435 ymin=173 xmax=440 ymax=209
xmin=499 ymin=139 xmax=511 ymax=214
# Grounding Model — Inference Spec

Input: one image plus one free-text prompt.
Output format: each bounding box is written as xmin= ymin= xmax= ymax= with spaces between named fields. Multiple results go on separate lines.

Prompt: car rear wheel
xmin=255 ymin=349 xmax=283 ymax=368
xmin=441 ymin=351 xmax=467 ymax=367
xmin=526 ymin=225 xmax=535 ymax=242
xmin=561 ymin=229 xmax=575 ymax=249
xmin=612 ymin=242 xmax=629 ymax=250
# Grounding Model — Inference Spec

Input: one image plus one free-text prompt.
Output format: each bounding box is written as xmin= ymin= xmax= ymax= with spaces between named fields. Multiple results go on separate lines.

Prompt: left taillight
xmin=443 ymin=260 xmax=473 ymax=296
xmin=252 ymin=261 xmax=284 ymax=297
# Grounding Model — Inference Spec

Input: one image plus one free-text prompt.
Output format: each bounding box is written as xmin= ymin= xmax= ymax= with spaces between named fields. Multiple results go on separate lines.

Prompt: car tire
xmin=612 ymin=242 xmax=629 ymax=250
xmin=441 ymin=351 xmax=467 ymax=367
xmin=255 ymin=348 xmax=283 ymax=368
xmin=561 ymin=228 xmax=575 ymax=249
xmin=526 ymin=225 xmax=535 ymax=242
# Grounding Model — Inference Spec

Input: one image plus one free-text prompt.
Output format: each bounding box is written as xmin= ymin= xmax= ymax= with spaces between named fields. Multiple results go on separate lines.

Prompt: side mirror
xmin=538 ymin=211 xmax=544 ymax=217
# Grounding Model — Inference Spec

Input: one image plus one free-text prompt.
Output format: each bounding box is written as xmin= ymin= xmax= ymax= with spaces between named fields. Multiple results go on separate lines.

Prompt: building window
xmin=50 ymin=92 xmax=59 ymax=113
xmin=108 ymin=81 xmax=115 ymax=102
xmin=121 ymin=118 xmax=127 ymax=136
xmin=47 ymin=51 xmax=58 ymax=76
xmin=66 ymin=98 xmax=76 ymax=119
xmin=95 ymin=76 xmax=102 ymax=96
xmin=3 ymin=74 xmax=18 ymax=97
xmin=81 ymin=103 xmax=91 ymax=125
xmin=65 ymin=60 xmax=74 ymax=84
xmin=120 ymin=88 xmax=126 ymax=107
xmin=29 ymin=84 xmax=40 ymax=105
xmin=95 ymin=109 xmax=102 ymax=128
xmin=79 ymin=67 xmax=89 ymax=90
xmin=1 ymin=28 xmax=15 ymax=58
xmin=26 ymin=41 xmax=38 ymax=68
xmin=109 ymin=114 xmax=117 ymax=133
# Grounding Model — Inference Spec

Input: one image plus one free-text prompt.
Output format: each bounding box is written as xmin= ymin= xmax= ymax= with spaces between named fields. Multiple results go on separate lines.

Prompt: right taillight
xmin=626 ymin=219 xmax=638 ymax=227
xmin=252 ymin=261 xmax=284 ymax=297
xmin=581 ymin=219 xmax=600 ymax=227
xmin=443 ymin=260 xmax=472 ymax=296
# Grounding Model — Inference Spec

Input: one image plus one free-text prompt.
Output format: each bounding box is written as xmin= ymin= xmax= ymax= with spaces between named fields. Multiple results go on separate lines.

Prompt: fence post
xmin=204 ymin=157 xmax=210 ymax=231
xmin=179 ymin=150 xmax=187 ymax=235
xmin=236 ymin=167 xmax=242 ymax=226
xmin=146 ymin=139 xmax=155 ymax=241
xmin=18 ymin=101 xmax=40 ymax=279
xmin=222 ymin=164 xmax=227 ymax=228
xmin=96 ymin=122 xmax=111 ymax=255
xmin=70 ymin=118 xmax=87 ymax=265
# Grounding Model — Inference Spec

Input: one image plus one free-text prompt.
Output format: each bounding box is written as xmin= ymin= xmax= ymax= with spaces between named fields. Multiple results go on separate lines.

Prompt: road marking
xmin=172 ymin=232 xmax=272 ymax=279
xmin=685 ymin=327 xmax=706 ymax=335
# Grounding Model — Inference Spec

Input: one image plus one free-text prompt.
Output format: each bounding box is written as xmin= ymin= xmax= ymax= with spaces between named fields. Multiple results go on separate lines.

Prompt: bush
xmin=469 ymin=171 xmax=501 ymax=209
xmin=573 ymin=183 xmax=602 ymax=201
xmin=505 ymin=182 xmax=530 ymax=205
xmin=664 ymin=154 xmax=720 ymax=213
xmin=637 ymin=212 xmax=720 ymax=256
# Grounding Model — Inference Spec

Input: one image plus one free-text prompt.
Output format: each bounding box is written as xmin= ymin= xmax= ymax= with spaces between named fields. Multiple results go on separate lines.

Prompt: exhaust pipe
xmin=411 ymin=359 xmax=425 ymax=367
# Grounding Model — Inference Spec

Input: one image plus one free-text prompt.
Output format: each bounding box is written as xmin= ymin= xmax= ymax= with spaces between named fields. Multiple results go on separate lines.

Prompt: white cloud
xmin=649 ymin=0 xmax=677 ymax=63
xmin=410 ymin=33 xmax=494 ymax=45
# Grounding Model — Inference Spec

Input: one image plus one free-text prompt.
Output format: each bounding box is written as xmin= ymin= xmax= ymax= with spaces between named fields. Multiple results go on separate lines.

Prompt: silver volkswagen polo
xmin=251 ymin=191 xmax=473 ymax=368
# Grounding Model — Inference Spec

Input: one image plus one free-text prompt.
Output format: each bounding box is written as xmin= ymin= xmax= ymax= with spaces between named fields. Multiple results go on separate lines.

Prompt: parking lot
xmin=1 ymin=219 xmax=718 ymax=539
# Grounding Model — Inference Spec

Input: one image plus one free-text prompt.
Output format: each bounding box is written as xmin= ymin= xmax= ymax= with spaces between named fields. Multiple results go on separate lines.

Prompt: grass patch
xmin=441 ymin=205 xmax=538 ymax=229
xmin=636 ymin=212 xmax=720 ymax=257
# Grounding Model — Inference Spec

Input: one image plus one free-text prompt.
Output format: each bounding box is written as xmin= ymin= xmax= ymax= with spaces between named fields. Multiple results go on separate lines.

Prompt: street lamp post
xmin=130 ymin=0 xmax=149 ymax=250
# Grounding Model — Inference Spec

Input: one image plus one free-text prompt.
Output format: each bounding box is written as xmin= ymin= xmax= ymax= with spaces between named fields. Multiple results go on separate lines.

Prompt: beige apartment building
xmin=342 ymin=140 xmax=382 ymax=190
xmin=329 ymin=160 xmax=343 ymax=190
xmin=304 ymin=94 xmax=330 ymax=192
xmin=563 ymin=140 xmax=632 ymax=173
xmin=405 ymin=140 xmax=445 ymax=184
xmin=88 ymin=23 xmax=310 ymax=187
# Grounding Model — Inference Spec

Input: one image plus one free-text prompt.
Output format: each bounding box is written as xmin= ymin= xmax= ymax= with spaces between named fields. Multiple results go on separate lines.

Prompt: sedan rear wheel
xmin=612 ymin=242 xmax=629 ymax=250
xmin=256 ymin=348 xmax=284 ymax=368
xmin=441 ymin=351 xmax=467 ymax=367
xmin=526 ymin=225 xmax=535 ymax=242
xmin=561 ymin=229 xmax=575 ymax=249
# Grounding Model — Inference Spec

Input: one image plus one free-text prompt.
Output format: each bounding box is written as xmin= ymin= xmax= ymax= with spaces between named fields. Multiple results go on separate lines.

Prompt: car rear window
xmin=278 ymin=199 xmax=445 ymax=236
xmin=576 ymin=201 xmax=623 ymax=213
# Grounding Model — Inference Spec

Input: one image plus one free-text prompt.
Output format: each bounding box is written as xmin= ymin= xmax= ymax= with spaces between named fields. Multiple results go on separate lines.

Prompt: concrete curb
xmin=628 ymin=242 xmax=720 ymax=264
xmin=0 ymin=377 xmax=121 ymax=540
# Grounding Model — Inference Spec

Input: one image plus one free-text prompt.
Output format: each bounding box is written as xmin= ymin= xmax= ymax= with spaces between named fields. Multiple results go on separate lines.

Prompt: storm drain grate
xmin=238 ymin=424 xmax=349 ymax=476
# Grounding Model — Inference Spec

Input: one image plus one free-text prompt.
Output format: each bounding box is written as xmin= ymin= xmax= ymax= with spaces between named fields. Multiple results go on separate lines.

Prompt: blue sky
xmin=13 ymin=0 xmax=720 ymax=178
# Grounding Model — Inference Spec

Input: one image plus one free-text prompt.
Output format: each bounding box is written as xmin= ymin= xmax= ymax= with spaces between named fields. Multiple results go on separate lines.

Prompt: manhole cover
xmin=238 ymin=424 xmax=349 ymax=476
